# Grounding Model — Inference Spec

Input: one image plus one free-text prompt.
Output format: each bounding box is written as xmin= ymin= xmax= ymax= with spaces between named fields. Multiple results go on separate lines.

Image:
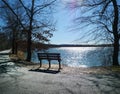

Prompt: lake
xmin=31 ymin=47 xmax=120 ymax=67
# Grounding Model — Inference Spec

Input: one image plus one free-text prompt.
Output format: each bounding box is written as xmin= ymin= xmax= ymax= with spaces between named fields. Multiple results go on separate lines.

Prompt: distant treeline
xmin=18 ymin=42 xmax=114 ymax=51
xmin=31 ymin=43 xmax=113 ymax=50
xmin=46 ymin=44 xmax=113 ymax=47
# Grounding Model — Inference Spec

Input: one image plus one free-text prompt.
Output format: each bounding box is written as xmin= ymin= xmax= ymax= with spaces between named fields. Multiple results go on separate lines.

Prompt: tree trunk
xmin=12 ymin=30 xmax=15 ymax=54
xmin=12 ymin=36 xmax=15 ymax=54
xmin=26 ymin=0 xmax=35 ymax=62
xmin=12 ymin=29 xmax=18 ymax=54
xmin=112 ymin=0 xmax=119 ymax=66
xmin=113 ymin=36 xmax=119 ymax=65
xmin=26 ymin=30 xmax=32 ymax=62
xmin=14 ymin=41 xmax=18 ymax=54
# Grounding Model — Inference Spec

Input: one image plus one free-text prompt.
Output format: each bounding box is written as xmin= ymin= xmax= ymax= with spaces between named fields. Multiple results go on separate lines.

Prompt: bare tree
xmin=1 ymin=0 xmax=56 ymax=62
xmin=19 ymin=0 xmax=56 ymax=61
xmin=0 ymin=0 xmax=26 ymax=54
xmin=66 ymin=0 xmax=120 ymax=66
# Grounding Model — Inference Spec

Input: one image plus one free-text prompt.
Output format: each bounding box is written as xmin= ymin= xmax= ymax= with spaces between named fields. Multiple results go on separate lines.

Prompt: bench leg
xmin=58 ymin=60 xmax=61 ymax=69
xmin=48 ymin=60 xmax=51 ymax=69
xmin=40 ymin=60 xmax=42 ymax=68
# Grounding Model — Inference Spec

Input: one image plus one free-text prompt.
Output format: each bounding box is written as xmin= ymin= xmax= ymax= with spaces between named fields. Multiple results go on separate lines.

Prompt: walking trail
xmin=0 ymin=50 xmax=120 ymax=94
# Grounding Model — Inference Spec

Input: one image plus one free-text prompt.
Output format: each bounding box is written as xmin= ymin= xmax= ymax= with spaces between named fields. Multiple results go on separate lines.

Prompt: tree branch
xmin=34 ymin=0 xmax=56 ymax=14
xmin=19 ymin=0 xmax=31 ymax=19
xmin=1 ymin=0 xmax=25 ymax=30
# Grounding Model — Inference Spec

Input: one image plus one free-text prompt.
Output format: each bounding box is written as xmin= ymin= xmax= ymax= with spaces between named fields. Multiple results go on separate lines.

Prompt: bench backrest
xmin=37 ymin=53 xmax=61 ymax=60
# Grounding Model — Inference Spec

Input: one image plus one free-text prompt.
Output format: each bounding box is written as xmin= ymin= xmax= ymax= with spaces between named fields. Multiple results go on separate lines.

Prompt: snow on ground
xmin=0 ymin=49 xmax=11 ymax=54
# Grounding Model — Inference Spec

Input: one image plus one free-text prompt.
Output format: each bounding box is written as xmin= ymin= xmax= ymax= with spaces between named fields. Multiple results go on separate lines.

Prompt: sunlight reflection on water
xmin=32 ymin=47 xmax=118 ymax=67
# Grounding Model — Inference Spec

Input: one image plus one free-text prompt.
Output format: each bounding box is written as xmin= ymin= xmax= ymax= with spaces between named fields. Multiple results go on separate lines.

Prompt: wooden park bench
xmin=37 ymin=53 xmax=61 ymax=69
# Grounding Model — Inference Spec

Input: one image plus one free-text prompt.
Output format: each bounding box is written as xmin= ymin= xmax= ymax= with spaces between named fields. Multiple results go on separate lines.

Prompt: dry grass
xmin=9 ymin=50 xmax=25 ymax=61
xmin=17 ymin=50 xmax=26 ymax=60
xmin=110 ymin=66 xmax=120 ymax=72
xmin=10 ymin=54 xmax=19 ymax=60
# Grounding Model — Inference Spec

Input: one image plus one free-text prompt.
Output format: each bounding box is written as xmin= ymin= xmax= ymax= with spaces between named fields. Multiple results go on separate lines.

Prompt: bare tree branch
xmin=1 ymin=0 xmax=25 ymax=30
xmin=19 ymin=0 xmax=31 ymax=19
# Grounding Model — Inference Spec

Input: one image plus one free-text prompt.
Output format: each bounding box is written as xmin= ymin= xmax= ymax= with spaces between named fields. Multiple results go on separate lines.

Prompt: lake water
xmin=31 ymin=47 xmax=120 ymax=67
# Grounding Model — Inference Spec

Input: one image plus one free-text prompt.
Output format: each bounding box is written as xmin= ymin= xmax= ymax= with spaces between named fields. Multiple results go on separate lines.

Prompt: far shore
xmin=43 ymin=44 xmax=114 ymax=48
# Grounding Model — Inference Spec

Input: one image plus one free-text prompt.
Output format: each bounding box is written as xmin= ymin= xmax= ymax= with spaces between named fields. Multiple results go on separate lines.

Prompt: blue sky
xmin=0 ymin=0 xmax=85 ymax=44
xmin=0 ymin=0 xmax=79 ymax=44
xmin=50 ymin=0 xmax=79 ymax=44
xmin=1 ymin=0 xmax=116 ymax=44
xmin=50 ymin=0 xmax=120 ymax=45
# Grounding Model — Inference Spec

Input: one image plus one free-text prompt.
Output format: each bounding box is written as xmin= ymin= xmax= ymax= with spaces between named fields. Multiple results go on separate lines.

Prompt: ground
xmin=0 ymin=50 xmax=120 ymax=94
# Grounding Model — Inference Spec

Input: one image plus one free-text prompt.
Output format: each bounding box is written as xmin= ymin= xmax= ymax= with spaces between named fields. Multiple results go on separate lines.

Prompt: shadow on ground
xmin=29 ymin=68 xmax=60 ymax=74
xmin=0 ymin=61 xmax=17 ymax=74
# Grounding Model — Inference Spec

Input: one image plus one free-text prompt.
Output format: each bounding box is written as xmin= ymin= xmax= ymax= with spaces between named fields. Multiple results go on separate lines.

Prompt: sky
xmin=0 ymin=0 xmax=81 ymax=44
xmin=50 ymin=0 xmax=120 ymax=45
xmin=50 ymin=0 xmax=102 ymax=45
xmin=1 ymin=0 xmax=116 ymax=45
xmin=50 ymin=0 xmax=81 ymax=44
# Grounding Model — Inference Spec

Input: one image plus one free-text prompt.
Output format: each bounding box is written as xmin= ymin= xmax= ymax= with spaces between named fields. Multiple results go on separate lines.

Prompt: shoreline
xmin=13 ymin=60 xmax=120 ymax=75
xmin=3 ymin=50 xmax=120 ymax=75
